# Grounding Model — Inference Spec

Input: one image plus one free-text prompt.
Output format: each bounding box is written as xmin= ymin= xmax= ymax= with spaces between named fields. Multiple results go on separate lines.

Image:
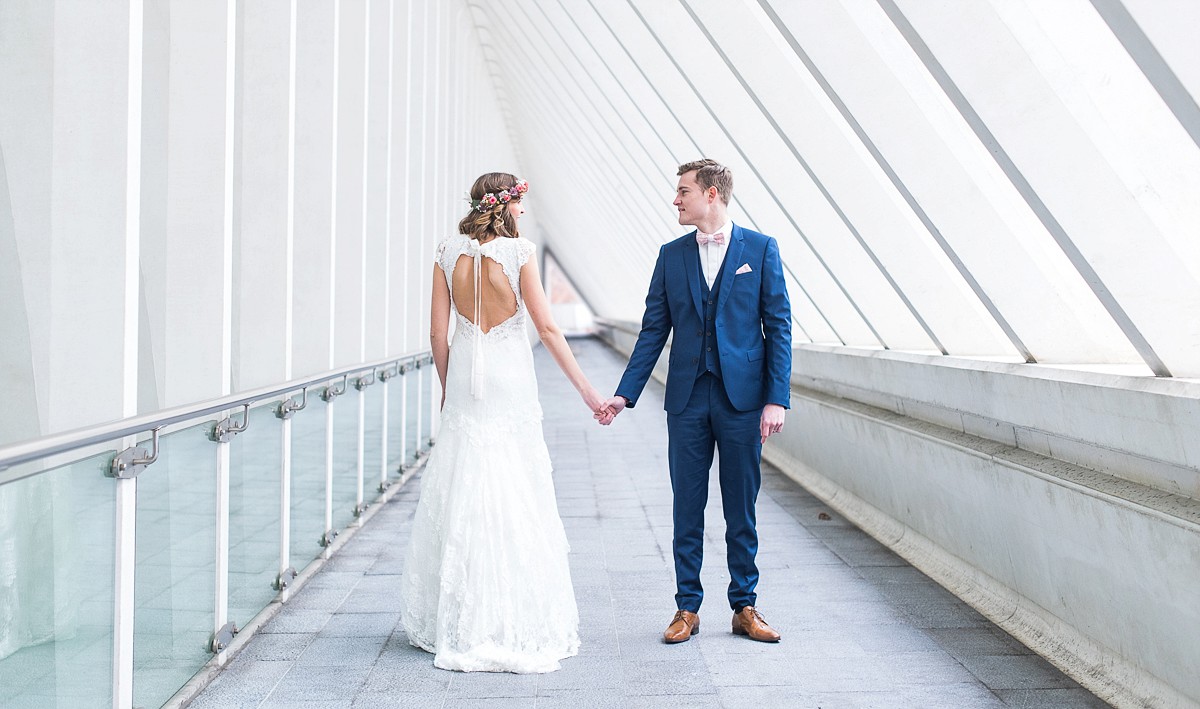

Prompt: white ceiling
xmin=466 ymin=0 xmax=1200 ymax=377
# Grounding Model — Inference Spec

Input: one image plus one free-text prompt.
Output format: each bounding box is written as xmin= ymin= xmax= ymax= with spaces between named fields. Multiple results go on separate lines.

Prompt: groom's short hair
xmin=677 ymin=159 xmax=732 ymax=205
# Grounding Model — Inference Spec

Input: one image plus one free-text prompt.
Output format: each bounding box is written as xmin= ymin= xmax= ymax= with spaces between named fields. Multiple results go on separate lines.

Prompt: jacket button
xmin=706 ymin=332 xmax=711 ymax=336
xmin=706 ymin=347 xmax=712 ymax=352
xmin=691 ymin=357 xmax=698 ymax=363
xmin=697 ymin=330 xmax=703 ymax=336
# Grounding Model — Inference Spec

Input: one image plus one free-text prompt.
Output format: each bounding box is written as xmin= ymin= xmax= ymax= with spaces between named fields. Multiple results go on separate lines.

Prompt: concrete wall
xmin=597 ymin=320 xmax=1200 ymax=709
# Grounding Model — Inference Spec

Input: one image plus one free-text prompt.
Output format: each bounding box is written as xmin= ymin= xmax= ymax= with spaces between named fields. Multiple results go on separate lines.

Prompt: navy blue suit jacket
xmin=616 ymin=224 xmax=791 ymax=415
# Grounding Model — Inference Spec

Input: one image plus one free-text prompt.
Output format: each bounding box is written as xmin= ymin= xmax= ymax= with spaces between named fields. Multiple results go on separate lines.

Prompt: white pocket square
xmin=735 ymin=263 xmax=753 ymax=275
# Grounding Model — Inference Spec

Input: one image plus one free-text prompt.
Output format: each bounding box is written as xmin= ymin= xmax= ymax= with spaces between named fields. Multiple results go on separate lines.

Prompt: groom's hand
xmin=595 ymin=396 xmax=627 ymax=426
xmin=760 ymin=404 xmax=785 ymax=443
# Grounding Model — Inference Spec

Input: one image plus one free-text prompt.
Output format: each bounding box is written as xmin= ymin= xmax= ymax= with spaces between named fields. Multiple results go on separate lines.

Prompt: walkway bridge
xmin=1 ymin=1 xmax=1197 ymax=708
xmin=186 ymin=339 xmax=1109 ymax=709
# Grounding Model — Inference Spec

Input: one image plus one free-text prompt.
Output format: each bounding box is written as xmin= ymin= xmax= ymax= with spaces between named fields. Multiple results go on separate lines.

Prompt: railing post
xmin=112 ymin=473 xmax=136 ymax=709
xmin=108 ymin=428 xmax=158 ymax=709
xmin=354 ymin=382 xmax=366 ymax=523
xmin=320 ymin=377 xmax=345 ymax=555
xmin=414 ymin=366 xmax=424 ymax=458
xmin=208 ymin=406 xmax=247 ymax=661
xmin=399 ymin=367 xmax=409 ymax=470
xmin=275 ymin=391 xmax=305 ymax=599
xmin=213 ymin=435 xmax=231 ymax=664
xmin=324 ymin=397 xmax=335 ymax=558
xmin=279 ymin=415 xmax=294 ymax=600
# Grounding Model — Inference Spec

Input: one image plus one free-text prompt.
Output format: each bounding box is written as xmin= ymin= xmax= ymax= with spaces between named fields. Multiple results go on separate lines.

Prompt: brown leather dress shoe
xmin=663 ymin=610 xmax=700 ymax=643
xmin=732 ymin=606 xmax=781 ymax=642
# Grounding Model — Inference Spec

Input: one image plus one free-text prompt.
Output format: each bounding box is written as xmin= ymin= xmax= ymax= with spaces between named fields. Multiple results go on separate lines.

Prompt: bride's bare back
xmin=452 ymin=251 xmax=518 ymax=333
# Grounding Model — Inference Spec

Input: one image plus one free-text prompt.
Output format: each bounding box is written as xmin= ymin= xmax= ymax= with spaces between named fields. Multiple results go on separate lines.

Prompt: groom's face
xmin=674 ymin=170 xmax=714 ymax=226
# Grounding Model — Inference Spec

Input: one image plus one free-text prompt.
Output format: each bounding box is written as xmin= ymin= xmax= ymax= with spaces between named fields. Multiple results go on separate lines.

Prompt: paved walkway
xmin=190 ymin=337 xmax=1108 ymax=709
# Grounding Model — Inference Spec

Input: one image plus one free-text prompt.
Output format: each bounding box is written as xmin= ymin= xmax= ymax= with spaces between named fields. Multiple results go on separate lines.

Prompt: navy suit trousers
xmin=666 ymin=372 xmax=762 ymax=613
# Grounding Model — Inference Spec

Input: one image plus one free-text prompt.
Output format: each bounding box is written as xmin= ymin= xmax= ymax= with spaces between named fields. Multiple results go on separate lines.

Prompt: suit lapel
xmin=715 ymin=224 xmax=745 ymax=315
xmin=682 ymin=232 xmax=704 ymax=318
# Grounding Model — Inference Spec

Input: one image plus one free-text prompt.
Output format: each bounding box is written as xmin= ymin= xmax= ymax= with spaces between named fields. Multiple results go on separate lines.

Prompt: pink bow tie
xmin=696 ymin=231 xmax=725 ymax=246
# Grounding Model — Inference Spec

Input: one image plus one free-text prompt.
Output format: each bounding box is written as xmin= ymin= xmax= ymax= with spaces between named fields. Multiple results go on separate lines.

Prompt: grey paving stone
xmin=188 ymin=659 xmax=291 ymax=707
xmin=286 ymin=586 xmax=355 ymax=611
xmin=229 ymin=632 xmax=314 ymax=662
xmin=995 ymin=687 xmax=1114 ymax=708
xmin=321 ymin=612 xmax=402 ymax=637
xmin=620 ymin=659 xmax=716 ymax=696
xmin=295 ymin=635 xmax=388 ymax=667
xmin=352 ymin=692 xmax=448 ymax=708
xmin=259 ymin=609 xmax=332 ymax=634
xmin=359 ymin=657 xmax=451 ymax=695
xmin=533 ymin=688 xmax=628 ymax=708
xmin=959 ymin=654 xmax=1085 ymax=691
xmin=266 ymin=665 xmax=371 ymax=702
xmin=928 ymin=627 xmax=1034 ymax=657
xmin=447 ymin=669 xmax=537 ymax=698
xmin=338 ymin=591 xmax=404 ymax=614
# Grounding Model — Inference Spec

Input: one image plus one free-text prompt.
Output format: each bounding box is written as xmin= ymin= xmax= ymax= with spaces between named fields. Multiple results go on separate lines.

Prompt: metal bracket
xmin=427 ymin=437 xmax=436 ymax=449
xmin=322 ymin=375 xmax=348 ymax=402
xmin=109 ymin=428 xmax=161 ymax=479
xmin=277 ymin=387 xmax=308 ymax=420
xmin=354 ymin=502 xmax=369 ymax=517
xmin=354 ymin=369 xmax=376 ymax=391
xmin=210 ymin=621 xmax=238 ymax=653
xmin=320 ymin=529 xmax=339 ymax=547
xmin=210 ymin=404 xmax=251 ymax=443
xmin=378 ymin=480 xmax=392 ymax=493
xmin=398 ymin=362 xmax=410 ymax=376
xmin=273 ymin=566 xmax=298 ymax=591
xmin=413 ymin=358 xmax=424 ymax=370
xmin=378 ymin=364 xmax=399 ymax=382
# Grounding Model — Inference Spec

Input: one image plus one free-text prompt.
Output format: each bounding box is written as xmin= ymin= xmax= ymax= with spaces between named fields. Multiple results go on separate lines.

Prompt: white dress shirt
xmin=698 ymin=220 xmax=733 ymax=290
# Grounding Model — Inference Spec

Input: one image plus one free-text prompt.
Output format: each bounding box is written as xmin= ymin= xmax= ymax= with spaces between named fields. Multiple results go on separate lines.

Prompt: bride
xmin=400 ymin=173 xmax=612 ymax=673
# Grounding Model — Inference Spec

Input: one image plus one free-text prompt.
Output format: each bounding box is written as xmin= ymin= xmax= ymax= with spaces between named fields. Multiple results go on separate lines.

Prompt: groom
xmin=600 ymin=159 xmax=791 ymax=644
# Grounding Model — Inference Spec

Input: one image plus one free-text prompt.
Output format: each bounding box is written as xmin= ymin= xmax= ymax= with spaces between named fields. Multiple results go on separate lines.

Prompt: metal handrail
xmin=0 ymin=349 xmax=434 ymax=483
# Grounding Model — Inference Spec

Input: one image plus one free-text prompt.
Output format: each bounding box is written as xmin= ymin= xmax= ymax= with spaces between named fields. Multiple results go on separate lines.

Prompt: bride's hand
xmin=582 ymin=388 xmax=614 ymax=424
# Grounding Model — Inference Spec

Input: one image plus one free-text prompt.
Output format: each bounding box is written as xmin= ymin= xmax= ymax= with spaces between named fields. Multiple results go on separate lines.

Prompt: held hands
xmin=584 ymin=388 xmax=619 ymax=426
xmin=594 ymin=396 xmax=627 ymax=426
xmin=760 ymin=403 xmax=785 ymax=444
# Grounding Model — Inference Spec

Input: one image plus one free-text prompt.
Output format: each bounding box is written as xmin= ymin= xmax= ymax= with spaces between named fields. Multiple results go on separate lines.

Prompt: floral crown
xmin=469 ymin=179 xmax=528 ymax=213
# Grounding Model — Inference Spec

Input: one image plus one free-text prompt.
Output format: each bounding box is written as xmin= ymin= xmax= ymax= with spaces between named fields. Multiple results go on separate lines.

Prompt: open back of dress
xmin=451 ymin=252 xmax=518 ymax=334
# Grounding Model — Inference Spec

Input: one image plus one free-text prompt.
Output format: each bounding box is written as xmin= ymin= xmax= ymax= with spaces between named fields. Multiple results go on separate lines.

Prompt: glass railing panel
xmin=228 ymin=403 xmax=283 ymax=628
xmin=406 ymin=371 xmax=421 ymax=467
xmin=386 ymin=378 xmax=406 ymax=477
xmin=363 ymin=381 xmax=384 ymax=493
xmin=0 ymin=449 xmax=117 ymax=709
xmin=331 ymin=394 xmax=360 ymax=532
xmin=133 ymin=422 xmax=217 ymax=709
xmin=290 ymin=403 xmax=326 ymax=566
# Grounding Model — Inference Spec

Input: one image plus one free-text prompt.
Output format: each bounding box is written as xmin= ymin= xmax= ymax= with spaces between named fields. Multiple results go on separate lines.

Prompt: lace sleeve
xmin=517 ymin=238 xmax=536 ymax=268
xmin=434 ymin=236 xmax=459 ymax=276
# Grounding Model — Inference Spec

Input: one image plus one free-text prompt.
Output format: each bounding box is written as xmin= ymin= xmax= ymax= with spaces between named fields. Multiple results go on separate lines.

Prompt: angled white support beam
xmin=1090 ymin=0 xmax=1200 ymax=153
xmin=624 ymin=0 xmax=878 ymax=348
xmin=681 ymin=0 xmax=947 ymax=355
xmin=754 ymin=0 xmax=1034 ymax=363
xmin=877 ymin=0 xmax=1171 ymax=377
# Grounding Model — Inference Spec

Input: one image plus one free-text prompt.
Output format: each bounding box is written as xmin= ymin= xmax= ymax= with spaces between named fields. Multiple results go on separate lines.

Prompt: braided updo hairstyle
xmin=458 ymin=172 xmax=523 ymax=241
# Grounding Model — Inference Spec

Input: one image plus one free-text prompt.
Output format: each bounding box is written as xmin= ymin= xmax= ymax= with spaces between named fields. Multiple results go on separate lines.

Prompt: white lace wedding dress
xmin=400 ymin=234 xmax=579 ymax=673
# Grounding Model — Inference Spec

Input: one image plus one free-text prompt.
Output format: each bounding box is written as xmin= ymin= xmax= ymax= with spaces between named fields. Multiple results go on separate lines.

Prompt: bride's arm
xmin=429 ymin=263 xmax=451 ymax=404
xmin=520 ymin=257 xmax=607 ymax=413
